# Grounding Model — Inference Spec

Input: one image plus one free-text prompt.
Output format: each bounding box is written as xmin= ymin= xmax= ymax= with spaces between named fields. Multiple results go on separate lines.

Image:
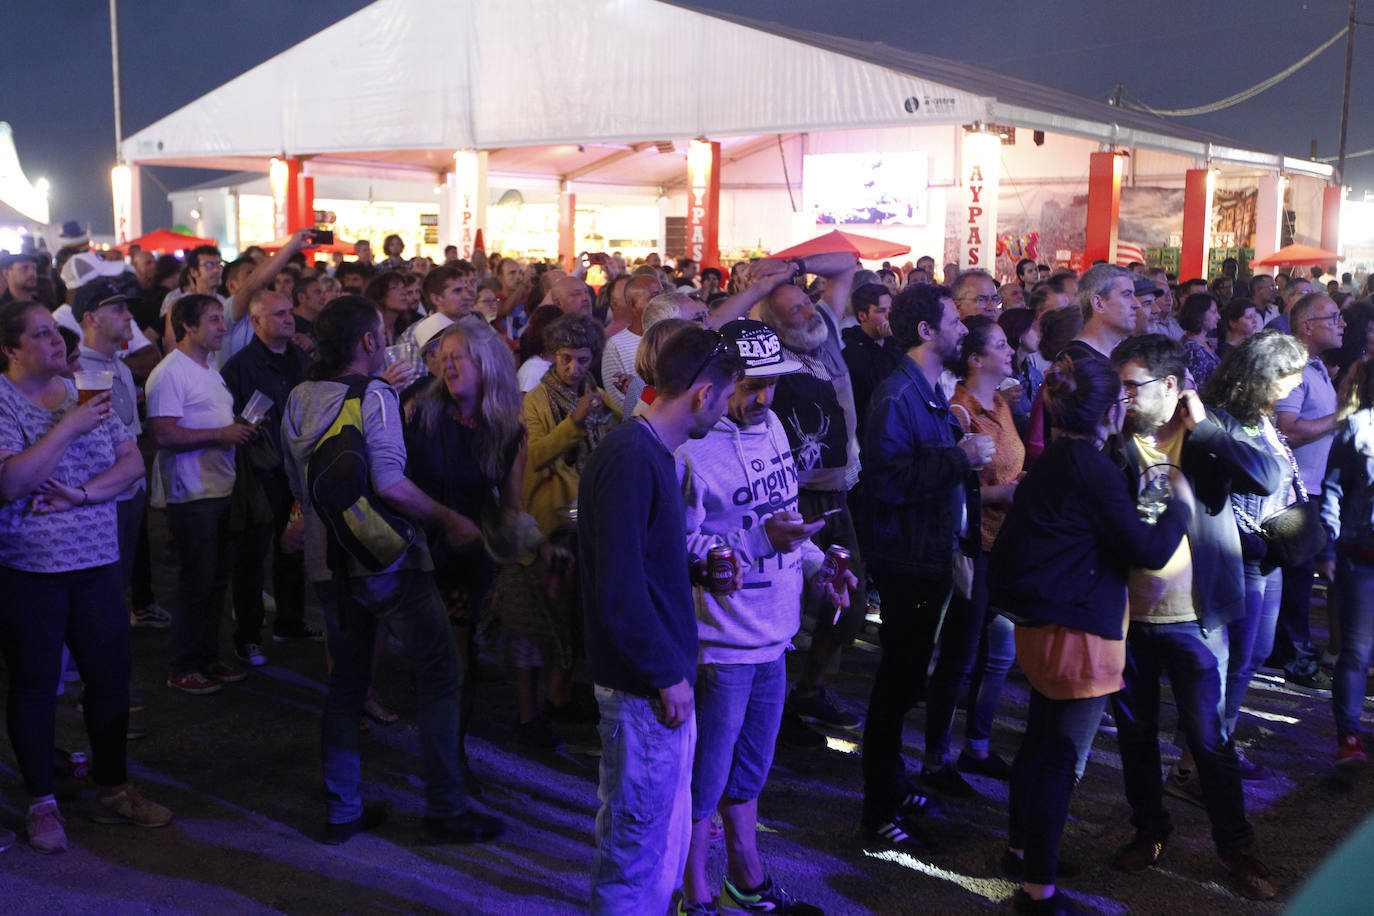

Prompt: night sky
xmin=2 ymin=0 xmax=1369 ymax=235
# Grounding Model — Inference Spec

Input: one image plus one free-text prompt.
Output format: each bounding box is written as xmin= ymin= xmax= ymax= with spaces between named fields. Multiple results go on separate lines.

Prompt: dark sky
xmin=3 ymin=0 xmax=1370 ymax=235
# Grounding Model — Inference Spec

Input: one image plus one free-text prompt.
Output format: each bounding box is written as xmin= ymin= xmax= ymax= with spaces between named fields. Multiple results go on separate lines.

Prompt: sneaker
xmin=27 ymin=800 xmax=66 ymax=853
xmin=1163 ymin=767 xmax=1205 ymax=808
xmin=897 ymin=789 xmax=939 ymax=819
xmin=1220 ymin=847 xmax=1277 ymax=901
xmin=777 ymin=711 xmax=826 ymax=749
xmin=1113 ymin=832 xmax=1167 ymax=873
xmin=1338 ymin=733 xmax=1368 ymax=767
xmin=166 ymin=672 xmax=222 ymax=695
xmin=323 ymin=802 xmax=388 ymax=845
xmin=719 ymin=874 xmax=822 ymax=914
xmin=1286 ymin=668 xmax=1333 ymax=692
xmin=234 ymin=642 xmax=268 ymax=667
xmin=515 ymin=716 xmax=563 ymax=751
xmin=273 ymin=623 xmax=326 ymax=643
xmin=676 ymin=898 xmax=719 ymax=916
xmin=93 ymin=784 xmax=173 ymax=827
xmin=920 ymin=764 xmax=974 ymax=798
xmin=204 ymin=661 xmax=247 ymax=683
xmin=130 ymin=603 xmax=172 ymax=629
xmin=957 ymin=749 xmax=1011 ymax=781
xmin=423 ymin=809 xmax=505 ymax=844
xmin=862 ymin=814 xmax=935 ymax=854
xmin=1011 ymin=889 xmax=1087 ymax=915
xmin=789 ymin=689 xmax=861 ymax=731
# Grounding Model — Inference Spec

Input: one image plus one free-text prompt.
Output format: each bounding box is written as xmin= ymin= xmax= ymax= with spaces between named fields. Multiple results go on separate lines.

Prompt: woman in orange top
xmin=921 ymin=316 xmax=1027 ymax=795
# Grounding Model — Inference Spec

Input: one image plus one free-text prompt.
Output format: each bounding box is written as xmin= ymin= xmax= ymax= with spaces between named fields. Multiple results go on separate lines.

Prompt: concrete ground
xmin=2 ymin=511 xmax=1372 ymax=914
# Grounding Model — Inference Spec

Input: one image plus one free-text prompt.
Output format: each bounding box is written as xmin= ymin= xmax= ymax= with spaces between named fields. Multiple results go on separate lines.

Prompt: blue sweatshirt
xmin=579 ymin=420 xmax=698 ymax=695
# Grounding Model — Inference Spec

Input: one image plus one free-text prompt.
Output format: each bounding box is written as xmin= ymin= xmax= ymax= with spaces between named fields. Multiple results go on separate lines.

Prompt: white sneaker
xmin=234 ymin=643 xmax=268 ymax=667
xmin=130 ymin=603 xmax=172 ymax=630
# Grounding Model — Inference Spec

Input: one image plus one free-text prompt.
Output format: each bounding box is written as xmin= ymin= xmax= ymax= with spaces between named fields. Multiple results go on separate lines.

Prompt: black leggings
xmin=0 ymin=563 xmax=130 ymax=796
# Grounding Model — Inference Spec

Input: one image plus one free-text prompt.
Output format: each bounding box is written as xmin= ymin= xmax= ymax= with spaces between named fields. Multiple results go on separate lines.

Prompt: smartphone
xmin=310 ymin=228 xmax=334 ymax=246
xmin=804 ymin=507 xmax=841 ymax=524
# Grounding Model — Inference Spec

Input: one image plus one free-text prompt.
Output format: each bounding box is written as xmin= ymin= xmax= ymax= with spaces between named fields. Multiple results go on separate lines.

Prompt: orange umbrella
xmin=117 ymin=228 xmax=217 ymax=254
xmin=771 ymin=228 xmax=911 ymax=261
xmin=257 ymin=235 xmax=356 ymax=255
xmin=1250 ymin=243 xmax=1342 ymax=268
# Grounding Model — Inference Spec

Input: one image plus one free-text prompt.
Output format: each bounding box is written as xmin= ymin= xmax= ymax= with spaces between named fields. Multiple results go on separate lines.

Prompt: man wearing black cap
xmin=73 ymin=282 xmax=168 ymax=630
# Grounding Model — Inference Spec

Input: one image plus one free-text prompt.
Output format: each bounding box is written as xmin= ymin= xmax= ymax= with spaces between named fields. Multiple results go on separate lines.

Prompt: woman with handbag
xmin=990 ymin=354 xmax=1189 ymax=915
xmin=1200 ymin=330 xmax=1310 ymax=777
xmin=1321 ymin=355 xmax=1374 ymax=765
xmin=922 ymin=316 xmax=1025 ymax=795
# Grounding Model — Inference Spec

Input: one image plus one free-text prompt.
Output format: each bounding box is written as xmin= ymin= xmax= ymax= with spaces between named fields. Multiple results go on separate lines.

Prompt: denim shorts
xmin=690 ymin=656 xmax=787 ymax=822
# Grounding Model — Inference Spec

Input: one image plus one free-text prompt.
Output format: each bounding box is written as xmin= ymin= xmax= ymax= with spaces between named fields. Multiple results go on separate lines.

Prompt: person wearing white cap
xmin=674 ymin=318 xmax=850 ymax=915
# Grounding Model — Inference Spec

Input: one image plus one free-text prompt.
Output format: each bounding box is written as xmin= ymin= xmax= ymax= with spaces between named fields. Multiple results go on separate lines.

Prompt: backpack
xmin=306 ymin=375 xmax=415 ymax=574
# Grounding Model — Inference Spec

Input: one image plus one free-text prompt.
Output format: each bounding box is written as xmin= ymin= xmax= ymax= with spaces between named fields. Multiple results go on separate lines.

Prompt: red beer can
xmin=706 ymin=545 xmax=737 ymax=595
xmin=820 ymin=545 xmax=851 ymax=587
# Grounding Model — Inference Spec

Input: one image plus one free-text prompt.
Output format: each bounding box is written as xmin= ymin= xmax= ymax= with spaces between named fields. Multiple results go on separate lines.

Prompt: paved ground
xmin=2 ymin=511 xmax=1373 ymax=914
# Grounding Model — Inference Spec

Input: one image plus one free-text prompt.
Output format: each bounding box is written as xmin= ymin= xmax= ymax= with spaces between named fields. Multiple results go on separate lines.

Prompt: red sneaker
xmin=204 ymin=661 xmax=247 ymax=684
xmin=1338 ymin=733 xmax=1367 ymax=767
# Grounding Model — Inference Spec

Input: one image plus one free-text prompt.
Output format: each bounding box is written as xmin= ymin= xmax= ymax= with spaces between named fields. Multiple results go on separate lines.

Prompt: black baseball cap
xmin=72 ymin=279 xmax=135 ymax=323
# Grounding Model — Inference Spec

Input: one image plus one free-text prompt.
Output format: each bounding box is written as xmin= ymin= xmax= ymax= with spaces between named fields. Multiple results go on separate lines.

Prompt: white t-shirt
xmin=600 ymin=327 xmax=641 ymax=412
xmin=517 ymin=355 xmax=551 ymax=394
xmin=145 ymin=348 xmax=237 ymax=505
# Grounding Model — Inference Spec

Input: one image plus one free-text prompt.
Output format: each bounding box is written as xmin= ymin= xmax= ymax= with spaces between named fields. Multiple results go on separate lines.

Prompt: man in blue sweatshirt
xmin=580 ymin=325 xmax=745 ymax=916
xmin=674 ymin=320 xmax=852 ymax=915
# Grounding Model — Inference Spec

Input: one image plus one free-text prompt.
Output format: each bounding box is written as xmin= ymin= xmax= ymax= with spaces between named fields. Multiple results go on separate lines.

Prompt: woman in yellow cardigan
xmin=512 ymin=312 xmax=619 ymax=747
xmin=522 ymin=313 xmax=621 ymax=535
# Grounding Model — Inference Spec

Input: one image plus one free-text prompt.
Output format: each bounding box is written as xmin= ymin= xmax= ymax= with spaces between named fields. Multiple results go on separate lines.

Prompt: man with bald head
xmin=753 ymin=251 xmax=870 ymax=745
xmin=221 ymin=289 xmax=318 ymax=666
xmin=551 ymin=276 xmax=592 ymax=317
xmin=601 ymin=274 xmax=664 ymax=412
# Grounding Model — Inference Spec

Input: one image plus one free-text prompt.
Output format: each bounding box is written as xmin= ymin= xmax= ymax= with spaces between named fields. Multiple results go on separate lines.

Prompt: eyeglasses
xmin=1119 ymin=376 xmax=1166 ymax=400
xmin=1305 ymin=313 xmax=1343 ymax=325
xmin=957 ymin=294 xmax=1003 ymax=307
xmin=685 ymin=334 xmax=732 ymax=388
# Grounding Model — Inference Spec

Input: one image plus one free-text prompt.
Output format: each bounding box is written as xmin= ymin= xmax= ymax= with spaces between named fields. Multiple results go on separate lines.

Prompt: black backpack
xmin=306 ymin=375 xmax=415 ymax=574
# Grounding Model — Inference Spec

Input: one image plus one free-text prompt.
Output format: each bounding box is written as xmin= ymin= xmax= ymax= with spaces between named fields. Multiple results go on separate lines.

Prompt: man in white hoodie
xmin=674 ymin=319 xmax=852 ymax=916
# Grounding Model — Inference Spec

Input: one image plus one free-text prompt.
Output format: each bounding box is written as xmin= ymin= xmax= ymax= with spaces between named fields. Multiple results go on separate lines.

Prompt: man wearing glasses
xmin=1264 ymin=275 xmax=1314 ymax=334
xmin=1108 ymin=334 xmax=1280 ymax=900
xmin=952 ymin=270 xmax=1003 ymax=319
xmin=1271 ymin=293 xmax=1345 ymax=691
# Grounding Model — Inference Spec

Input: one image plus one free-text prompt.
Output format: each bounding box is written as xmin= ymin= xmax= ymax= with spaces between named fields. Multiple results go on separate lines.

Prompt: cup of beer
xmin=74 ymin=370 xmax=113 ymax=405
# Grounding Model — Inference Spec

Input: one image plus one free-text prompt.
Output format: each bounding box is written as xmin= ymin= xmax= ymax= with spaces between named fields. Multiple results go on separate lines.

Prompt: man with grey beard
xmin=755 ymin=251 xmax=866 ymax=747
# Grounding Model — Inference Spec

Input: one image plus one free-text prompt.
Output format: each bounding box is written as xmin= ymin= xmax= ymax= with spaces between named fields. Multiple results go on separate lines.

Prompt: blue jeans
xmin=1276 ymin=560 xmax=1320 ymax=677
xmin=1113 ymin=621 xmax=1254 ymax=855
xmin=314 ymin=570 xmax=467 ymax=824
xmin=591 ymin=686 xmax=695 ymax=916
xmin=0 ymin=563 xmax=130 ymax=795
xmin=925 ymin=551 xmax=990 ymax=766
xmin=1333 ymin=553 xmax=1374 ymax=737
xmin=1008 ymin=689 xmax=1107 ymax=885
xmin=1226 ymin=562 xmax=1282 ymax=731
xmin=691 ymin=657 xmax=786 ymax=821
xmin=966 ymin=612 xmax=1016 ymax=751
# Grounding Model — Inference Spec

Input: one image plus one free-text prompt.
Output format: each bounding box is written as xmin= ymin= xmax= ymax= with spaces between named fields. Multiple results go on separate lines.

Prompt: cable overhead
xmin=1122 ymin=25 xmax=1348 ymax=116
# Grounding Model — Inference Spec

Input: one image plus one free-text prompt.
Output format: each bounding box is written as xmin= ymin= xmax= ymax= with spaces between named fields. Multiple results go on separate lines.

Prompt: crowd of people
xmin=2 ymin=226 xmax=1374 ymax=915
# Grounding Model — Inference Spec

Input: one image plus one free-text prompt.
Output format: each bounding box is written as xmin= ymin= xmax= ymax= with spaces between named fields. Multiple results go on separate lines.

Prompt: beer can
xmin=706 ymin=545 xmax=737 ymax=595
xmin=68 ymin=751 xmax=89 ymax=782
xmin=820 ymin=545 xmax=851 ymax=587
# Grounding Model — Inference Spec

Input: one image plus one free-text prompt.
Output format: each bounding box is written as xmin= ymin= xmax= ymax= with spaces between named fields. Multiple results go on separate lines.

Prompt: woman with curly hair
xmin=1179 ymin=292 xmax=1222 ymax=388
xmin=1200 ymin=330 xmax=1309 ymax=776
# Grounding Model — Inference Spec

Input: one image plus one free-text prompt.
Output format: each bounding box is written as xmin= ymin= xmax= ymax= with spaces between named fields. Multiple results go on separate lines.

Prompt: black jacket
xmin=1117 ymin=407 xmax=1281 ymax=630
xmin=990 ymin=437 xmax=1191 ymax=640
xmin=841 ymin=325 xmax=902 ymax=442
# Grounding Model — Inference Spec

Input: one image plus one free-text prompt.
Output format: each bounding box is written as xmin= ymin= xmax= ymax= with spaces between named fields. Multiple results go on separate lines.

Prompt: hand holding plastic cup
xmin=74 ymin=370 xmax=113 ymax=406
xmin=239 ymin=390 xmax=273 ymax=427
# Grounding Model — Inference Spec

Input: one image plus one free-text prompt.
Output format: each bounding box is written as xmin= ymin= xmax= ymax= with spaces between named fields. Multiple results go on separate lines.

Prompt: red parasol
xmin=257 ymin=235 xmax=356 ymax=255
xmin=1250 ymin=243 xmax=1342 ymax=268
xmin=116 ymin=228 xmax=217 ymax=255
xmin=771 ymin=228 xmax=911 ymax=261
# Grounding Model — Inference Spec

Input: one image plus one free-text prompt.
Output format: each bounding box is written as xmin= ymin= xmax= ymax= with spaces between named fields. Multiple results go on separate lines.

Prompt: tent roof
xmin=0 ymin=122 xmax=49 ymax=226
xmin=122 ymin=0 xmax=1333 ymax=184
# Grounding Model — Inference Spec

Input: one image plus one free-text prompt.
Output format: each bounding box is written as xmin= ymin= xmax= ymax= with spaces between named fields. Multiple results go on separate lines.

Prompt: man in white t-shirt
xmin=600 ymin=274 xmax=663 ymax=412
xmin=146 ymin=294 xmax=255 ymax=696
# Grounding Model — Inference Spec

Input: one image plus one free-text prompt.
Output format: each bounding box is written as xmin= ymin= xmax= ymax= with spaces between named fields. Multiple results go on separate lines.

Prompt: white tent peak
xmin=0 ymin=122 xmax=50 ymax=226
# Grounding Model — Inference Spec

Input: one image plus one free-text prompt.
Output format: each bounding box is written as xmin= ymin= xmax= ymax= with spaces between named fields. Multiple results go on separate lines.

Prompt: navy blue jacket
xmin=1117 ymin=407 xmax=1280 ymax=630
xmin=990 ymin=437 xmax=1191 ymax=640
xmin=860 ymin=355 xmax=980 ymax=577
xmin=579 ymin=421 xmax=697 ymax=696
